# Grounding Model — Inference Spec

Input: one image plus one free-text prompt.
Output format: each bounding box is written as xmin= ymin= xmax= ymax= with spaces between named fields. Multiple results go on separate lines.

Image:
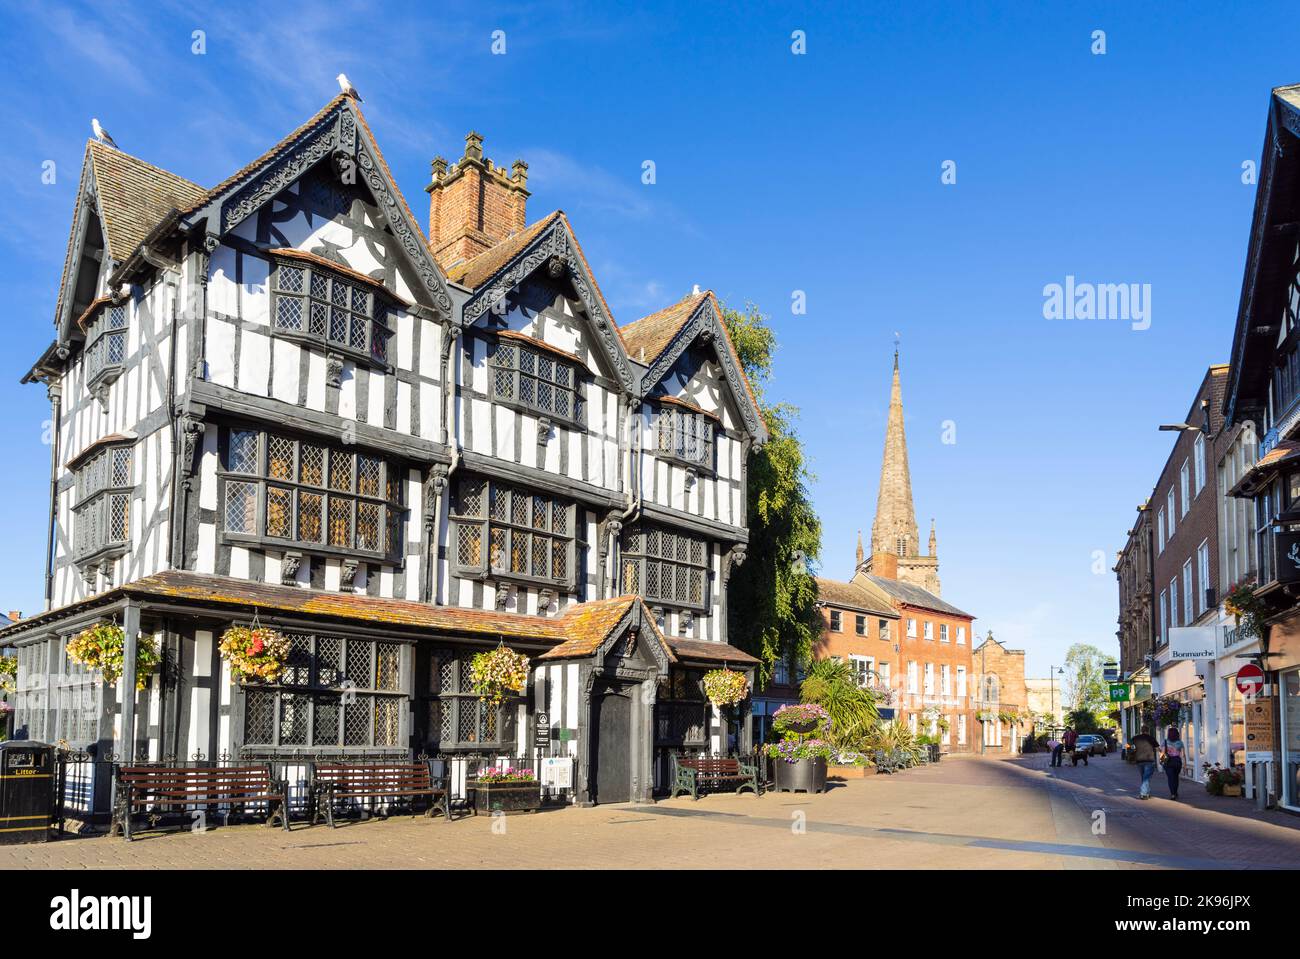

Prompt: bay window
xmin=449 ymin=475 xmax=576 ymax=588
xmin=85 ymin=302 xmax=128 ymax=388
xmin=620 ymin=523 xmax=709 ymax=609
xmin=73 ymin=443 xmax=133 ymax=559
xmin=271 ymin=258 xmax=392 ymax=364
xmin=654 ymin=401 xmax=716 ymax=470
xmin=221 ymin=427 xmax=403 ymax=559
xmin=489 ymin=335 xmax=583 ymax=424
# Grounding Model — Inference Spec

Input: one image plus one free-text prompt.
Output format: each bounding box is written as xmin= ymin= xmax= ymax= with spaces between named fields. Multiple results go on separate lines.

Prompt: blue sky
xmin=0 ymin=1 xmax=1290 ymax=675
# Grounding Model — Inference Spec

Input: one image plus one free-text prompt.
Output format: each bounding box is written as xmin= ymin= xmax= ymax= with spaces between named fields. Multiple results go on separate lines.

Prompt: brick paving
xmin=3 ymin=754 xmax=1297 ymax=869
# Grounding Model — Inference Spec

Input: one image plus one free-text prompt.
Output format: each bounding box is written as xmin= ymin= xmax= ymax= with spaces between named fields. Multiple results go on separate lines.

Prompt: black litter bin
xmin=0 ymin=741 xmax=54 ymax=844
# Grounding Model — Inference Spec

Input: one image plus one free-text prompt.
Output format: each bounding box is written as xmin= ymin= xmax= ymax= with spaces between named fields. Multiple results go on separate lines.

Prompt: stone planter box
xmin=471 ymin=780 xmax=542 ymax=815
xmin=772 ymin=756 xmax=828 ymax=794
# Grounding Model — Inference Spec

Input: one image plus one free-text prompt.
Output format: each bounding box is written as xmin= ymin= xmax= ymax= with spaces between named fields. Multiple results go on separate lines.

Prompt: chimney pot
xmin=6 ymin=610 xmax=19 ymax=622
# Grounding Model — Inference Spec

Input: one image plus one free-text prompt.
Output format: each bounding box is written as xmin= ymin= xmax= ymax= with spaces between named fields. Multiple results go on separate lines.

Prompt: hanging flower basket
xmin=219 ymin=625 xmax=291 ymax=684
xmin=702 ymin=668 xmax=749 ymax=707
xmin=1225 ymin=581 xmax=1267 ymax=640
xmin=976 ymin=711 xmax=996 ymax=723
xmin=468 ymin=645 xmax=530 ymax=706
xmin=998 ymin=710 xmax=1018 ymax=725
xmin=0 ymin=657 xmax=15 ymax=694
xmin=66 ymin=622 xmax=160 ymax=690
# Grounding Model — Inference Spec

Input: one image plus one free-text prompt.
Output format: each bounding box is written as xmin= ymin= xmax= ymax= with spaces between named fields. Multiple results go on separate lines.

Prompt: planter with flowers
xmin=66 ymin=622 xmax=160 ymax=689
xmin=470 ymin=766 xmax=542 ymax=814
xmin=218 ymin=625 xmax=291 ymax=684
xmin=468 ymin=644 xmax=531 ymax=706
xmin=1202 ymin=762 xmax=1244 ymax=797
xmin=764 ymin=703 xmax=833 ymax=793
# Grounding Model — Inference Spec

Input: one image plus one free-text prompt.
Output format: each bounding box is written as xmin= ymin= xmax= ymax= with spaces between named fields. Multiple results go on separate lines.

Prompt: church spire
xmin=855 ymin=529 xmax=864 ymax=567
xmin=870 ymin=351 xmax=919 ymax=560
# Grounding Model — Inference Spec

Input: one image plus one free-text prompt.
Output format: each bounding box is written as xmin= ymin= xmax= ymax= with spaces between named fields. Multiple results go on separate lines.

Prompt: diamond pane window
xmin=74 ymin=444 xmax=134 ymax=559
xmin=426 ymin=648 xmax=519 ymax=752
xmin=229 ymin=430 xmax=259 ymax=474
xmin=85 ymin=303 xmax=130 ymax=386
xmin=449 ymin=476 xmax=576 ymax=588
xmin=272 ymin=260 xmax=390 ymax=361
xmin=621 ymin=522 xmax=710 ymax=609
xmin=224 ymin=429 xmax=401 ymax=557
xmin=489 ymin=338 xmax=582 ymax=424
xmin=240 ymin=633 xmax=407 ymax=752
xmin=654 ymin=404 xmax=716 ymax=468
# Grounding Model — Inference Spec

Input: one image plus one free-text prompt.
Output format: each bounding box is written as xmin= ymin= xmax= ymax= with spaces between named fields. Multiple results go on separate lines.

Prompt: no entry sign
xmin=1236 ymin=664 xmax=1265 ymax=696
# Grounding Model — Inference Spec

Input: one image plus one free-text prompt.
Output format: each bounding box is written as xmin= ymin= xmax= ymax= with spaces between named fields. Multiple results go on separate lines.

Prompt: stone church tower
xmin=856 ymin=352 xmax=942 ymax=595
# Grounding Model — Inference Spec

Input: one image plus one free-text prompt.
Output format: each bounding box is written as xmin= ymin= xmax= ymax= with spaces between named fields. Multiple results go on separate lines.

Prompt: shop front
xmin=1152 ymin=656 xmax=1205 ymax=782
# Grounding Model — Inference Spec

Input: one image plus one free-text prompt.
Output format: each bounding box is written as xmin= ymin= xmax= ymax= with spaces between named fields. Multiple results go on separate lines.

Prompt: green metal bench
xmin=669 ymin=755 xmax=759 ymax=800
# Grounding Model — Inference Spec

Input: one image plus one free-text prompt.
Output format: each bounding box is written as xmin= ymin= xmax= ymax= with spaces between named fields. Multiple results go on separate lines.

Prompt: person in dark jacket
xmin=1130 ymin=728 xmax=1160 ymax=799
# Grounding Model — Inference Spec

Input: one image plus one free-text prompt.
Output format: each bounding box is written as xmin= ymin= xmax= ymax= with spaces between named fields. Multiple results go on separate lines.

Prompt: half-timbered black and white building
xmin=1 ymin=90 xmax=764 ymax=811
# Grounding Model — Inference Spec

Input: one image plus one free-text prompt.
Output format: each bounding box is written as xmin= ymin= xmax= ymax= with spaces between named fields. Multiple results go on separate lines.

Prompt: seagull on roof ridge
xmin=91 ymin=118 xmax=117 ymax=148
xmin=336 ymin=73 xmax=361 ymax=101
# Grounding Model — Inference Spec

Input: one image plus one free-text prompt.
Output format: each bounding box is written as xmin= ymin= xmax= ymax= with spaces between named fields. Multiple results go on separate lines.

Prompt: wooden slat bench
xmin=309 ymin=761 xmax=451 ymax=827
xmin=669 ymin=755 xmax=760 ymax=800
xmin=113 ymin=765 xmax=288 ymax=840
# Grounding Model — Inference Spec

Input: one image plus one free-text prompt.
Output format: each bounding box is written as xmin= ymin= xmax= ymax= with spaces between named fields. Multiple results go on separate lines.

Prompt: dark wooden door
xmin=593 ymin=683 xmax=632 ymax=803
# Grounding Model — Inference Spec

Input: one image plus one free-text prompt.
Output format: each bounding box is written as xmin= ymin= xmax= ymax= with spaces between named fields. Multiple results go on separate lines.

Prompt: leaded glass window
xmin=449 ymin=476 xmax=576 ymax=588
xmin=654 ymin=403 xmax=715 ymax=469
xmin=271 ymin=260 xmax=392 ymax=364
xmin=425 ymin=648 xmax=520 ymax=751
xmin=85 ymin=303 xmax=128 ymax=387
xmin=488 ymin=338 xmax=583 ymax=424
xmin=73 ymin=443 xmax=133 ymax=559
xmin=240 ymin=631 xmax=407 ymax=752
xmin=221 ymin=428 xmax=403 ymax=558
xmin=620 ymin=523 xmax=710 ymax=610
xmin=654 ymin=668 xmax=707 ymax=746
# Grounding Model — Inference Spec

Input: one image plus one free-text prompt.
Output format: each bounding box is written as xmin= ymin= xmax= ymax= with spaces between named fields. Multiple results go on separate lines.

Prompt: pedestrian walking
xmin=1130 ymin=727 xmax=1160 ymax=799
xmin=1048 ymin=736 xmax=1063 ymax=767
xmin=1162 ymin=726 xmax=1184 ymax=800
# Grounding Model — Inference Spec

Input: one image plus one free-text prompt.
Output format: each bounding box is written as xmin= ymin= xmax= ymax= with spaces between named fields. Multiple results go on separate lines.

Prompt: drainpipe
xmin=429 ymin=323 xmax=463 ymax=605
xmin=611 ymin=395 xmax=642 ymax=596
xmin=42 ymin=379 xmax=64 ymax=611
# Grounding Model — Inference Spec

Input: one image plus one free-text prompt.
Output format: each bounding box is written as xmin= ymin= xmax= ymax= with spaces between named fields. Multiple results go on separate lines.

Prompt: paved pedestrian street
xmin=8 ymin=754 xmax=1300 ymax=870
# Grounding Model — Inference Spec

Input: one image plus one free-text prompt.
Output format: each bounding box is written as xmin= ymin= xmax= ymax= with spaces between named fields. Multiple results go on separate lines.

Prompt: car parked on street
xmin=1076 ymin=734 xmax=1107 ymax=756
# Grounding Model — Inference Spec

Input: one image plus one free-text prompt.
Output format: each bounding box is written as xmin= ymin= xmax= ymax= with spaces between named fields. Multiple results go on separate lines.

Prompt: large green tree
xmin=1063 ymin=643 xmax=1111 ymax=717
xmin=721 ymin=301 xmax=823 ymax=684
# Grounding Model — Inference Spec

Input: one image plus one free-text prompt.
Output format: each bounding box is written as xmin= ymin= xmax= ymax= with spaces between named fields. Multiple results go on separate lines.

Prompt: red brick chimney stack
xmin=426 ymin=132 xmax=530 ymax=271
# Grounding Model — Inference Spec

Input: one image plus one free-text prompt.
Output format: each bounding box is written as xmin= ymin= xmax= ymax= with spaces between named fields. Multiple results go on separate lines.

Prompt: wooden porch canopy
xmin=0 ymin=570 xmax=760 ymax=665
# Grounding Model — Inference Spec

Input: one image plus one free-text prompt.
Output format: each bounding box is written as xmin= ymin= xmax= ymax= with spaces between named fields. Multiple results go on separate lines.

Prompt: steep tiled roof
xmin=1227 ymin=440 xmax=1300 ymax=497
xmin=445 ymin=211 xmax=562 ymax=289
xmin=864 ymin=576 xmax=974 ymax=619
xmin=814 ymin=577 xmax=898 ymax=617
xmin=87 ymin=141 xmax=206 ymax=262
xmin=620 ymin=292 xmax=706 ymax=365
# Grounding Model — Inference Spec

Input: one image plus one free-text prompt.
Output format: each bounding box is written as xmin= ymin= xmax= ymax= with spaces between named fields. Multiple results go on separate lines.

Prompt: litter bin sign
xmin=0 ymin=741 xmax=54 ymax=844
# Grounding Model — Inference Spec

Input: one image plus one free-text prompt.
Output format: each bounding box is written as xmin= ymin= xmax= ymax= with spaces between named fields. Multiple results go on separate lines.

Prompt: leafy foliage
xmin=67 ymin=623 xmax=160 ymax=690
xmin=799 ymin=658 xmax=880 ymax=748
xmin=721 ymin=301 xmax=823 ymax=684
xmin=1063 ymin=643 xmax=1111 ymax=716
xmin=863 ymin=719 xmax=925 ymax=766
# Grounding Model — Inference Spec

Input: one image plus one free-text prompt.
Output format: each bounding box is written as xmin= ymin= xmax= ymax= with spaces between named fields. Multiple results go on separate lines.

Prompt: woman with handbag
xmin=1162 ymin=726 xmax=1185 ymax=800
